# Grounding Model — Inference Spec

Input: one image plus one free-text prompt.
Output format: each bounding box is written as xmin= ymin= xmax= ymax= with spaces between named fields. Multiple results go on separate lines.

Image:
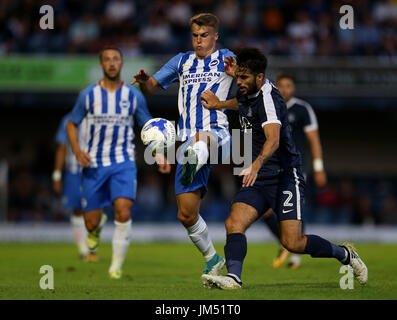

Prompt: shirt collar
xmin=286 ymin=97 xmax=297 ymax=109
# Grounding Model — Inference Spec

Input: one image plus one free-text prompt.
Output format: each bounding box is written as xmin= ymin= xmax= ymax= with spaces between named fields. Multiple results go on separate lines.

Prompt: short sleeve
xmin=132 ymin=88 xmax=152 ymax=127
xmin=70 ymin=90 xmax=88 ymax=125
xmin=302 ymin=103 xmax=318 ymax=132
xmin=260 ymin=83 xmax=282 ymax=128
xmin=153 ymin=53 xmax=184 ymax=90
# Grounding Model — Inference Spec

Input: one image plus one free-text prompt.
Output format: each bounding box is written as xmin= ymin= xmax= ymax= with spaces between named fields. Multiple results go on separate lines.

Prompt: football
xmin=141 ymin=118 xmax=176 ymax=153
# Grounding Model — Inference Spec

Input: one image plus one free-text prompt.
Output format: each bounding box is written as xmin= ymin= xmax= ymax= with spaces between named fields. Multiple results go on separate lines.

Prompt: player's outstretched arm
xmin=305 ymin=129 xmax=327 ymax=187
xmin=52 ymin=144 xmax=66 ymax=194
xmin=200 ymin=90 xmax=238 ymax=110
xmin=66 ymin=120 xmax=91 ymax=167
xmin=131 ymin=69 xmax=160 ymax=95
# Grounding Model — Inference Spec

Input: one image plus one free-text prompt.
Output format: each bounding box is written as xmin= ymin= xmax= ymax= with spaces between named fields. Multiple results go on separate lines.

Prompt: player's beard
xmin=104 ymin=70 xmax=121 ymax=81
xmin=244 ymin=79 xmax=258 ymax=96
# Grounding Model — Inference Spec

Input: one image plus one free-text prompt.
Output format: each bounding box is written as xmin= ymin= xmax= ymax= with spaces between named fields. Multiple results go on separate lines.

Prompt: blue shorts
xmin=62 ymin=171 xmax=83 ymax=210
xmin=81 ymin=161 xmax=137 ymax=212
xmin=231 ymin=167 xmax=306 ymax=221
xmin=175 ymin=128 xmax=231 ymax=198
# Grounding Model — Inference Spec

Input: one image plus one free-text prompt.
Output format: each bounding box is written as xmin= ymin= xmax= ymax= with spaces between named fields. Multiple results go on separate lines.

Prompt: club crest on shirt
xmin=209 ymin=59 xmax=220 ymax=67
xmin=239 ymin=116 xmax=252 ymax=132
xmin=119 ymin=100 xmax=130 ymax=109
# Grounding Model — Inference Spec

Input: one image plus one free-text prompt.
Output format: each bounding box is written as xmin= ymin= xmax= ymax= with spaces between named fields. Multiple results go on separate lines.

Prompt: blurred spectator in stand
xmin=356 ymin=15 xmax=382 ymax=55
xmin=68 ymin=13 xmax=100 ymax=53
xmin=287 ymin=10 xmax=317 ymax=57
xmin=372 ymin=0 xmax=397 ymax=24
xmin=49 ymin=12 xmax=71 ymax=53
xmin=215 ymin=0 xmax=240 ymax=48
xmin=316 ymin=12 xmax=336 ymax=56
xmin=105 ymin=0 xmax=136 ymax=24
xmin=139 ymin=11 xmax=174 ymax=54
xmin=165 ymin=0 xmax=192 ymax=50
xmin=304 ymin=0 xmax=329 ymax=22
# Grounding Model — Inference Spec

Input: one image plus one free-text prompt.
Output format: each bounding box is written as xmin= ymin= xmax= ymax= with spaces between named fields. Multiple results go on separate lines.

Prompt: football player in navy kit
xmin=200 ymin=47 xmax=367 ymax=289
xmin=267 ymin=73 xmax=327 ymax=269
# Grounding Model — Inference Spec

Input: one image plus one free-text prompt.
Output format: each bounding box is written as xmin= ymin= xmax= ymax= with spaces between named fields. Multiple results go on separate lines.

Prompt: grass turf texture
xmin=0 ymin=242 xmax=396 ymax=300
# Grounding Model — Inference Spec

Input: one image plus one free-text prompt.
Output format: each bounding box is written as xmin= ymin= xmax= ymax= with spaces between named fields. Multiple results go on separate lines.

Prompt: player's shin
xmin=224 ymin=233 xmax=247 ymax=282
xmin=109 ymin=219 xmax=132 ymax=274
xmin=303 ymin=234 xmax=348 ymax=263
xmin=70 ymin=214 xmax=89 ymax=256
xmin=187 ymin=215 xmax=216 ymax=261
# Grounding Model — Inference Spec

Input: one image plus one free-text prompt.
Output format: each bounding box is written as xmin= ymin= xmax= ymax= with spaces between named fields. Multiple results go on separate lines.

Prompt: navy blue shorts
xmin=231 ymin=167 xmax=306 ymax=221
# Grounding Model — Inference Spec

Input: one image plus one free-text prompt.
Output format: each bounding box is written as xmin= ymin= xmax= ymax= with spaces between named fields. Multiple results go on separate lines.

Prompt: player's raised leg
xmin=280 ymin=219 xmax=368 ymax=285
xmin=202 ymin=202 xmax=259 ymax=289
xmin=181 ymin=132 xmax=215 ymax=187
xmin=177 ymin=190 xmax=224 ymax=275
xmin=277 ymin=168 xmax=367 ymax=284
xmin=109 ymin=197 xmax=133 ymax=279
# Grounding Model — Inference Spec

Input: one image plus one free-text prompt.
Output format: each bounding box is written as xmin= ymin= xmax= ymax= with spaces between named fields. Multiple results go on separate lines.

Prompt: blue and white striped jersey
xmin=153 ymin=49 xmax=235 ymax=141
xmin=70 ymin=81 xmax=151 ymax=168
xmin=55 ymin=112 xmax=86 ymax=174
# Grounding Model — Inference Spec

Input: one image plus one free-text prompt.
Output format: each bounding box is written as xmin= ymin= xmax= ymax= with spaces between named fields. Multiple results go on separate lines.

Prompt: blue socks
xmin=304 ymin=234 xmax=348 ymax=263
xmin=224 ymin=233 xmax=247 ymax=281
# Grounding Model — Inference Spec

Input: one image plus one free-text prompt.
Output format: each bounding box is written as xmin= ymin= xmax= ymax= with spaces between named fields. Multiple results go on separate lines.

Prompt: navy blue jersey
xmin=237 ymin=79 xmax=301 ymax=179
xmin=286 ymin=97 xmax=318 ymax=171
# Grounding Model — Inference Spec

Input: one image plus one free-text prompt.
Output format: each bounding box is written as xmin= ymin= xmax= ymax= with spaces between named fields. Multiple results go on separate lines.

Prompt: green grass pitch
xmin=0 ymin=242 xmax=396 ymax=300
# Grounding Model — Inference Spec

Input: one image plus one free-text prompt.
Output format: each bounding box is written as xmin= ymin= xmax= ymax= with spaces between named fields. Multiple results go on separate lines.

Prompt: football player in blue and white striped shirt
xmin=67 ymin=46 xmax=170 ymax=279
xmin=132 ymin=13 xmax=235 ymax=277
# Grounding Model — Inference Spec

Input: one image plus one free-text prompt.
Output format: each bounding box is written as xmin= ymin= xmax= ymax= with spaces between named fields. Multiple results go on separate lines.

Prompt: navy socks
xmin=224 ymin=233 xmax=247 ymax=280
xmin=304 ymin=234 xmax=348 ymax=263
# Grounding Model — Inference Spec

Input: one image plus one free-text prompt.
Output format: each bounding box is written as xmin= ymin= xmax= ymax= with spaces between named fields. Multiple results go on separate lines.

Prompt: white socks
xmin=187 ymin=215 xmax=216 ymax=262
xmin=70 ymin=215 xmax=89 ymax=256
xmin=109 ymin=219 xmax=132 ymax=274
xmin=192 ymin=140 xmax=209 ymax=172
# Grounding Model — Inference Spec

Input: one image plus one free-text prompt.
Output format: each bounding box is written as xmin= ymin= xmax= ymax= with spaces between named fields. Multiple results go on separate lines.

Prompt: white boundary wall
xmin=1 ymin=223 xmax=397 ymax=243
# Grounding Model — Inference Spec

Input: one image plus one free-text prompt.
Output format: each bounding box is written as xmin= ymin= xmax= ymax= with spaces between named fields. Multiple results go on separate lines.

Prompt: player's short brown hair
xmin=276 ymin=72 xmax=295 ymax=84
xmin=99 ymin=45 xmax=123 ymax=62
xmin=189 ymin=13 xmax=219 ymax=32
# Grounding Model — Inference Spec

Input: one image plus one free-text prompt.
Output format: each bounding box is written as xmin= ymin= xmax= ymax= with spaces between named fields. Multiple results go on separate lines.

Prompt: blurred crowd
xmin=0 ymin=0 xmax=397 ymax=57
xmin=2 ymin=139 xmax=397 ymax=225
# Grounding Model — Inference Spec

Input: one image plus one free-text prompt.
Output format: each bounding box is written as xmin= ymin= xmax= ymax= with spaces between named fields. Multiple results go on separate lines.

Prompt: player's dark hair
xmin=276 ymin=72 xmax=295 ymax=83
xmin=99 ymin=45 xmax=123 ymax=62
xmin=189 ymin=13 xmax=219 ymax=32
xmin=235 ymin=47 xmax=267 ymax=76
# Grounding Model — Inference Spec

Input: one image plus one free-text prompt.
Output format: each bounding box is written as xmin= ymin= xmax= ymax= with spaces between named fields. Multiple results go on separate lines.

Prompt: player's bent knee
xmin=85 ymin=220 xmax=99 ymax=232
xmin=177 ymin=210 xmax=197 ymax=227
xmin=280 ymin=236 xmax=305 ymax=253
xmin=225 ymin=215 xmax=245 ymax=234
